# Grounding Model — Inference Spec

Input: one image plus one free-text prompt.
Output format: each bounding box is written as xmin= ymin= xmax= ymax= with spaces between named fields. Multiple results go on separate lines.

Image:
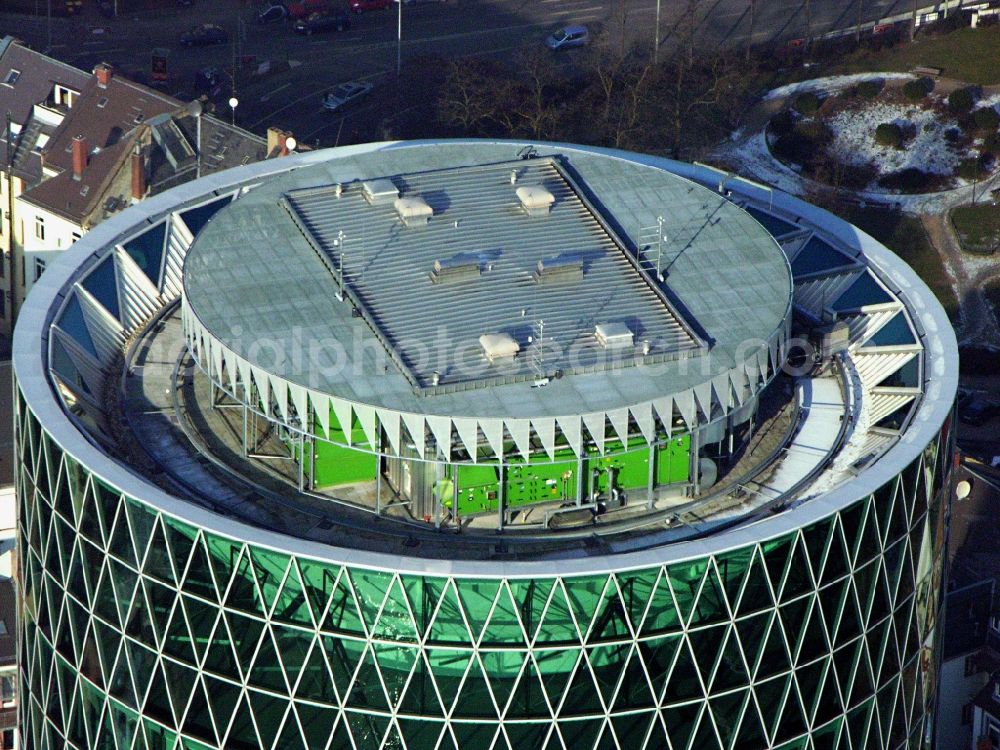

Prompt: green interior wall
xmin=451 ymin=435 xmax=691 ymax=517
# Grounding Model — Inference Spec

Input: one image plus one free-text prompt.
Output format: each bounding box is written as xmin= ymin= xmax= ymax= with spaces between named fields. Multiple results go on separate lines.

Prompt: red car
xmin=286 ymin=0 xmax=329 ymax=19
xmin=349 ymin=0 xmax=391 ymax=11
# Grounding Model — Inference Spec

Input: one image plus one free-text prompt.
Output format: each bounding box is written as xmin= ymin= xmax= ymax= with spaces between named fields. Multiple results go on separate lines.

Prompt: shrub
xmin=974 ymin=106 xmax=1000 ymax=132
xmin=949 ymin=86 xmax=976 ymax=114
xmin=877 ymin=168 xmax=940 ymax=192
xmin=902 ymin=77 xmax=934 ymax=101
xmin=768 ymin=109 xmax=797 ymax=137
xmin=794 ymin=91 xmax=822 ymax=114
xmin=875 ymin=122 xmax=903 ymax=147
xmin=856 ymin=79 xmax=883 ymax=99
xmin=982 ymin=130 xmax=1000 ymax=156
xmin=957 ymin=155 xmax=992 ymax=180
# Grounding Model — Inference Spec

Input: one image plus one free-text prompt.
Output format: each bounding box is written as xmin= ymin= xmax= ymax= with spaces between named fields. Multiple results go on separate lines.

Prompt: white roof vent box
xmin=516 ymin=185 xmax=555 ymax=217
xmin=535 ymin=254 xmax=583 ymax=284
xmin=362 ymin=178 xmax=399 ymax=204
xmin=479 ymin=332 xmax=521 ymax=363
xmin=395 ymin=196 xmax=434 ymax=227
xmin=595 ymin=322 xmax=634 ymax=349
xmin=431 ymin=253 xmax=480 ymax=284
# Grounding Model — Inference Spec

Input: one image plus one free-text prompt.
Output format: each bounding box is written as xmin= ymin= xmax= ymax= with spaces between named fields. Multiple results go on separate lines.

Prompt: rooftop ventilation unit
xmin=516 ymin=185 xmax=554 ymax=217
xmin=595 ymin=322 xmax=634 ymax=349
xmin=362 ymin=178 xmax=399 ymax=204
xmin=479 ymin=332 xmax=520 ymax=363
xmin=431 ymin=253 xmax=480 ymax=284
xmin=395 ymin=196 xmax=434 ymax=227
xmin=534 ymin=255 xmax=583 ymax=284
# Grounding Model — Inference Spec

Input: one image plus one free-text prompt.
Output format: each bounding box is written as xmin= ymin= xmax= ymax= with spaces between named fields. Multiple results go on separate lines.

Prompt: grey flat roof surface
xmin=183 ymin=142 xmax=792 ymax=419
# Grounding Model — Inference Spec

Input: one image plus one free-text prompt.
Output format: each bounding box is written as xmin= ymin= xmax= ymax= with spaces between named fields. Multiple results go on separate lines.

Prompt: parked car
xmin=349 ymin=0 xmax=391 ymax=12
xmin=179 ymin=24 xmax=228 ymax=47
xmin=544 ymin=24 xmax=590 ymax=50
xmin=959 ymin=397 xmax=1000 ymax=426
xmin=293 ymin=9 xmax=350 ymax=33
xmin=256 ymin=0 xmax=288 ymax=22
xmin=322 ymin=81 xmax=373 ymax=111
xmin=286 ymin=0 xmax=327 ymax=18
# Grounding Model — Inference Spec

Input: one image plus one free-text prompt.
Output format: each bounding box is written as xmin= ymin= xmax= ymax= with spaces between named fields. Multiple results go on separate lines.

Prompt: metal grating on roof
xmin=283 ymin=157 xmax=706 ymax=392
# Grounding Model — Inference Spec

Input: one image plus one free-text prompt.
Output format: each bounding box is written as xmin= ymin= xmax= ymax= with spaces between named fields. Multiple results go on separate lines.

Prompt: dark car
xmin=293 ymin=9 xmax=350 ymax=33
xmin=959 ymin=397 xmax=1000 ymax=426
xmin=179 ymin=24 xmax=228 ymax=47
xmin=256 ymin=1 xmax=288 ymax=22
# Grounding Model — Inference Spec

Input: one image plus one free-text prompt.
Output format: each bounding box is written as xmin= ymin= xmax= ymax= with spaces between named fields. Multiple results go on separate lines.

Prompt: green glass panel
xmin=762 ymin=536 xmax=795 ymax=601
xmin=688 ymin=623 xmax=727 ymax=690
xmin=754 ymin=614 xmax=791 ymax=682
xmin=818 ymin=581 xmax=848 ymax=645
xmin=510 ymin=578 xmax=553 ymax=644
xmin=455 ymin=579 xmax=500 ymax=644
xmin=482 ymin=584 xmax=524 ymax=645
xmin=143 ymin=519 xmax=176 ymax=586
xmin=124 ymin=500 xmax=156 ymax=567
xmin=297 ymin=559 xmax=337 ymax=626
xmin=452 ymin=655 xmax=495 ymax=718
xmin=667 ymin=561 xmax=707 ymax=627
xmin=558 ymin=656 xmax=603 ymax=717
xmin=690 ymin=564 xmax=729 ymax=627
xmin=733 ymin=698 xmax=768 ymax=749
xmin=638 ymin=571 xmax=682 ymax=636
xmin=296 ymin=702 xmax=339 ymax=750
xmin=709 ymin=689 xmax=748 ymax=749
xmin=226 ymin=695 xmax=260 ymax=750
xmin=182 ymin=536 xmax=219 ymax=603
xmin=181 ymin=678 xmax=218 ymax=746
xmin=587 ymin=642 xmax=629 ymax=707
xmin=427 ymin=580 xmax=473 ymax=645
xmin=661 ymin=638 xmax=703 ymax=704
xmin=612 ymin=713 xmax=653 ymax=750
xmin=611 ymin=647 xmax=656 ymax=711
xmin=326 ymin=571 xmax=366 ymax=635
xmin=161 ymin=600 xmax=195 ymax=665
xmin=615 ymin=569 xmax=657 ymax=634
xmin=203 ymin=675 xmax=241 ymax=741
xmin=275 ymin=711 xmax=308 ymax=750
xmin=66 ymin=542 xmax=90 ymax=608
xmin=818 ymin=520 xmax=850 ymax=591
xmin=535 ymin=582 xmax=579 ymax=644
xmin=274 ymin=626 xmax=311 ymax=691
xmin=345 ymin=710 xmax=389 ymax=749
xmin=179 ymin=595 xmax=218 ymax=665
xmin=202 ymin=617 xmax=239 ymax=678
xmin=778 ymin=596 xmax=812 ymax=664
xmin=854 ymin=503 xmax=883 ymax=569
xmin=534 ymin=647 xmax=578 ymax=712
xmin=564 ymin=575 xmax=608 ymax=639
xmin=224 ymin=551 xmax=265 ymax=616
xmin=81 ymin=539 xmax=105 ymax=607
xmin=108 ymin=558 xmax=139 ymax=630
xmin=224 ymin=612 xmax=265 ymax=680
xmin=373 ymin=643 xmax=418 ymax=708
xmin=773 ymin=682 xmax=808 ymax=745
xmin=507 ymin=655 xmax=548 ymax=718
xmin=689 ymin=709 xmax=722 ymax=750
xmin=143 ymin=717 xmax=178 ymax=750
xmin=399 ymin=652 xmax=445 ymax=716
xmin=878 ymin=620 xmax=902 ymax=686
xmin=781 ymin=536 xmax=814 ymax=603
xmin=322 ymin=636 xmax=366 ymax=701
xmin=837 ymin=585 xmax=864 ymax=648
xmin=717 ymin=547 xmax=753 ymax=605
xmin=92 ymin=479 xmax=122 ymax=547
xmin=558 ymin=718 xmax=603 ymax=750
xmin=250 ymin=628 xmax=289 ymax=693
xmin=248 ymin=689 xmax=287 ymax=749
xmin=248 ymin=547 xmax=292 ymax=616
xmin=294 ymin=639 xmax=337 ymax=704
xmin=162 ymin=657 xmax=197 ymax=724
xmin=399 ymin=718 xmax=446 ymax=750
xmin=711 ymin=625 xmax=750 ymax=692
xmin=349 ymin=568 xmax=392 ymax=635
xmin=500 ymin=723 xmax=546 ymax=749
xmin=480 ymin=650 xmax=524 ymax=715
xmin=374 ymin=577 xmax=418 ymax=642
xmin=93 ymin=618 xmax=121 ymax=686
xmin=108 ymin=502 xmax=138 ymax=571
xmin=637 ymin=635 xmax=680 ymax=702
xmin=142 ymin=660 xmax=175 ymax=727
xmin=81 ymin=622 xmax=105 ymax=689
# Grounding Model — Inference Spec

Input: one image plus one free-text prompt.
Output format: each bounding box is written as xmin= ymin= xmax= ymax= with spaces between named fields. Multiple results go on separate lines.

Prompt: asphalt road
xmin=3 ymin=0 xmax=920 ymax=145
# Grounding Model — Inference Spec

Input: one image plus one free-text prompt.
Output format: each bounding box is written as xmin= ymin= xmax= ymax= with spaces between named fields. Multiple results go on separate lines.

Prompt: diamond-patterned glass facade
xmin=14 ymin=381 xmax=953 ymax=750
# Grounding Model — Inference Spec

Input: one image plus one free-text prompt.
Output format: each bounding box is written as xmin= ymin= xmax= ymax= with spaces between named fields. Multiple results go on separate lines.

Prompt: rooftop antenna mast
xmin=529 ymin=319 xmax=547 ymax=381
xmin=333 ymin=230 xmax=346 ymax=301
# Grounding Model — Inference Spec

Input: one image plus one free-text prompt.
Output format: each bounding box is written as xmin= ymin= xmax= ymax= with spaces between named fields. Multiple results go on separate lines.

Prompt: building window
xmin=0 ymin=675 xmax=14 ymax=703
xmin=33 ymin=258 xmax=45 ymax=282
xmin=0 ymin=728 xmax=12 ymax=750
xmin=34 ymin=216 xmax=44 ymax=242
xmin=2 ymin=70 xmax=19 ymax=86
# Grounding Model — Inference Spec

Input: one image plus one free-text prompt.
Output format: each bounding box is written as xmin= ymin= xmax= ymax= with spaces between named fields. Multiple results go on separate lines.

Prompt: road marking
xmin=260 ymin=82 xmax=291 ymax=102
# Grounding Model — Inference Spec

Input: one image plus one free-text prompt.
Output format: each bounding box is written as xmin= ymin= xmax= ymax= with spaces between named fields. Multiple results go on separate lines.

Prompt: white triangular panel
xmin=250 ymin=367 xmax=271 ymax=416
xmin=76 ymin=288 xmax=124 ymax=366
xmin=377 ymin=409 xmax=401 ymax=455
xmin=354 ymin=403 xmax=378 ymax=451
xmin=401 ymin=412 xmax=426 ymax=457
xmin=453 ymin=417 xmax=480 ymax=462
xmin=652 ymin=398 xmax=673 ymax=438
xmin=426 ymin=415 xmax=452 ymax=460
xmin=674 ymin=391 xmax=696 ymax=430
xmin=224 ymin=349 xmax=238 ymax=392
xmin=607 ymin=408 xmax=630 ymax=445
xmin=313 ymin=393 xmax=330 ymax=438
xmin=290 ymin=384 xmax=309 ymax=427
xmin=713 ymin=373 xmax=732 ymax=411
xmin=631 ymin=403 xmax=656 ymax=443
xmin=582 ymin=412 xmax=606 ymax=454
xmin=557 ymin=416 xmax=582 ymax=456
xmin=693 ymin=381 xmax=713 ymax=421
xmin=331 ymin=398 xmax=353 ymax=445
xmin=114 ymin=247 xmax=159 ymax=329
xmin=532 ymin=418 xmax=556 ymax=460
xmin=480 ymin=419 xmax=505 ymax=459
xmin=507 ymin=419 xmax=532 ymax=459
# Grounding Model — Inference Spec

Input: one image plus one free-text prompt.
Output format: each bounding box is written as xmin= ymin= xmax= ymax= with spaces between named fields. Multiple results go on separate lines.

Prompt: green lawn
xmin=842 ymin=207 xmax=960 ymax=320
xmin=951 ymin=202 xmax=1000 ymax=253
xmin=826 ymin=27 xmax=1000 ymax=85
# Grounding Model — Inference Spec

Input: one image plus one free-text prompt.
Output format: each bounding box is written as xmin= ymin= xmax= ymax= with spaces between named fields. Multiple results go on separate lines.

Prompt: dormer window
xmin=2 ymin=70 xmax=20 ymax=86
xmin=54 ymin=84 xmax=78 ymax=106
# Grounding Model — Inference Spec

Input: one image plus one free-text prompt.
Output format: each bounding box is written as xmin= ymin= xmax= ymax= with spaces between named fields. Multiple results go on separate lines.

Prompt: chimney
xmin=94 ymin=63 xmax=113 ymax=88
xmin=71 ymin=135 xmax=87 ymax=181
xmin=131 ymin=144 xmax=145 ymax=203
xmin=266 ymin=126 xmax=285 ymax=156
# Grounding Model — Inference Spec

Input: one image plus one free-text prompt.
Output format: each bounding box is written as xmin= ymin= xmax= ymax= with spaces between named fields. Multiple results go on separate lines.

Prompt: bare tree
xmin=512 ymin=50 xmax=561 ymax=139
xmin=437 ymin=59 xmax=498 ymax=132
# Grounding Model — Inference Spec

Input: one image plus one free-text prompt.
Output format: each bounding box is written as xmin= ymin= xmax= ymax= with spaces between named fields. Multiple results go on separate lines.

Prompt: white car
xmin=322 ymin=81 xmax=374 ymax=111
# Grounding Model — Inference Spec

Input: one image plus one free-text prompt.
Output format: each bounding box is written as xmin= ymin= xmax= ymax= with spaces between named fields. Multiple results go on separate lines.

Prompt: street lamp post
xmin=186 ymin=99 xmax=203 ymax=178
xmin=397 ymin=0 xmax=403 ymax=76
xmin=654 ymin=0 xmax=661 ymax=63
xmin=229 ymin=96 xmax=239 ymax=126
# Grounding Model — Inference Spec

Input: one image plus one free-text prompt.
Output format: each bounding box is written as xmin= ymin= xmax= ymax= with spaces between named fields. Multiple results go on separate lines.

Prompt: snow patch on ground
xmin=826 ymin=102 xmax=962 ymax=175
xmin=763 ymin=72 xmax=914 ymax=101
